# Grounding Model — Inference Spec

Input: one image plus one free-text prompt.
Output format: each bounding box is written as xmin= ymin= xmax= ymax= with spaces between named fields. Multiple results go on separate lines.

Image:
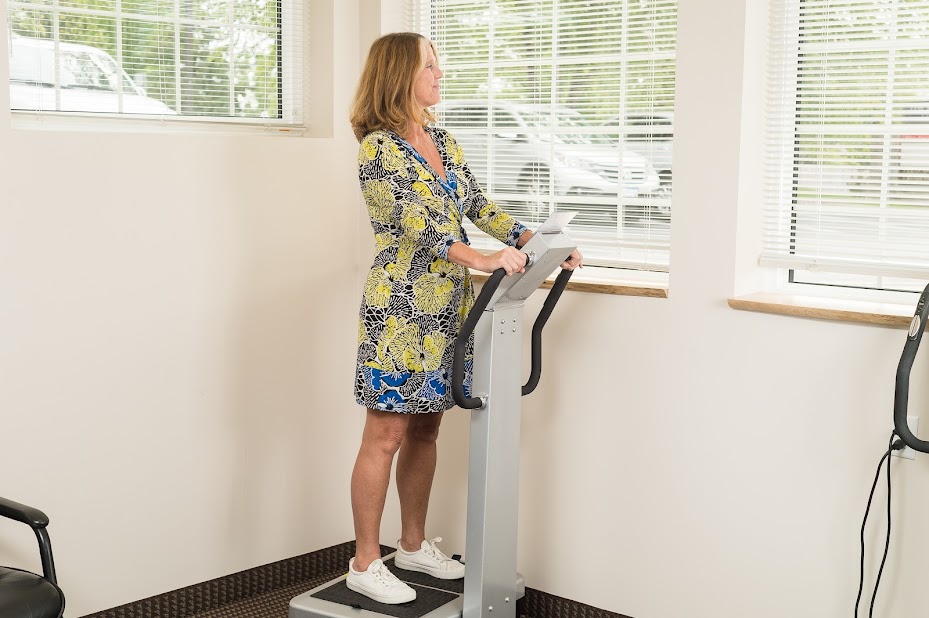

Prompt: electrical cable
xmin=855 ymin=432 xmax=905 ymax=618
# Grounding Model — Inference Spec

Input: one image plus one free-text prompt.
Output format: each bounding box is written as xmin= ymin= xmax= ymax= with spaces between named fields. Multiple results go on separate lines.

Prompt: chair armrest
xmin=0 ymin=496 xmax=50 ymax=529
xmin=0 ymin=496 xmax=58 ymax=584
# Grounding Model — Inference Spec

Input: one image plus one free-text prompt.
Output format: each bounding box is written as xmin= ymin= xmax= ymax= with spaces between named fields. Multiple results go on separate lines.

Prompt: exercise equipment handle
xmin=894 ymin=282 xmax=929 ymax=453
xmin=453 ymin=268 xmax=508 ymax=409
xmin=522 ymin=268 xmax=574 ymax=396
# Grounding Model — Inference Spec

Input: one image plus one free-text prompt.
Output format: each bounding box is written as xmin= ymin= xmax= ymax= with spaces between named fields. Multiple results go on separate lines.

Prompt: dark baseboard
xmin=80 ymin=541 xmax=630 ymax=618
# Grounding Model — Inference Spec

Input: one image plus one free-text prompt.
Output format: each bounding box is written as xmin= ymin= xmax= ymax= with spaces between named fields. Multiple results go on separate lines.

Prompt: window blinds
xmin=408 ymin=0 xmax=677 ymax=272
xmin=7 ymin=0 xmax=304 ymax=124
xmin=764 ymin=0 xmax=929 ymax=291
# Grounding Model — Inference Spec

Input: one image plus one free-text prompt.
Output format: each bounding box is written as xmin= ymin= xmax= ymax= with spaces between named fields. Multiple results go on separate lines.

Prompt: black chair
xmin=0 ymin=496 xmax=65 ymax=618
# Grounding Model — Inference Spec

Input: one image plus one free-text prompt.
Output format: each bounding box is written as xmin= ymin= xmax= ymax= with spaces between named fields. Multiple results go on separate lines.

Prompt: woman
xmin=347 ymin=32 xmax=583 ymax=605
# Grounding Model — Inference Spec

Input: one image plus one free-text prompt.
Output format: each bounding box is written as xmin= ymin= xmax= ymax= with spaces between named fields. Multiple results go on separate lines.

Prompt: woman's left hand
xmin=561 ymin=248 xmax=584 ymax=271
xmin=518 ymin=229 xmax=583 ymax=270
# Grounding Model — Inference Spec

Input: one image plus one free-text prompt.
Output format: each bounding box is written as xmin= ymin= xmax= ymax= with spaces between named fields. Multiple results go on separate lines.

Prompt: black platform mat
xmin=383 ymin=558 xmax=465 ymax=594
xmin=311 ymin=578 xmax=457 ymax=618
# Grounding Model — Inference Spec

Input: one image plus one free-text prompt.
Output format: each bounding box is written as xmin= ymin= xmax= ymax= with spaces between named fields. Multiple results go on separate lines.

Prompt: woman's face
xmin=413 ymin=40 xmax=443 ymax=109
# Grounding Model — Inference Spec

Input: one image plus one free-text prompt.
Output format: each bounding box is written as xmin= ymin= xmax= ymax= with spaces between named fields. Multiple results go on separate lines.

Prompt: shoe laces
xmin=372 ymin=561 xmax=403 ymax=587
xmin=423 ymin=537 xmax=452 ymax=563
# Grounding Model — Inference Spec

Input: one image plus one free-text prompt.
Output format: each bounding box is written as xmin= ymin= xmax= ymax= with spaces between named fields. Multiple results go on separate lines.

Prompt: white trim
xmin=11 ymin=109 xmax=308 ymax=136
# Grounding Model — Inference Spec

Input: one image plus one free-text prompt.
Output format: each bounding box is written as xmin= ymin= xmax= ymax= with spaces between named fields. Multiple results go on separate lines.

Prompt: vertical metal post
xmin=463 ymin=302 xmax=524 ymax=618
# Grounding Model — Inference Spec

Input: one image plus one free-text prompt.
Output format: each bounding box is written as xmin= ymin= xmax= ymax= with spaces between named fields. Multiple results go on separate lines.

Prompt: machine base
xmin=289 ymin=553 xmax=525 ymax=618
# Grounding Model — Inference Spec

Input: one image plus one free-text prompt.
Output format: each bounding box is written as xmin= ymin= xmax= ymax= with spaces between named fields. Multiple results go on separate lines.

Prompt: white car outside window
xmin=437 ymin=101 xmax=663 ymax=226
xmin=9 ymin=35 xmax=175 ymax=115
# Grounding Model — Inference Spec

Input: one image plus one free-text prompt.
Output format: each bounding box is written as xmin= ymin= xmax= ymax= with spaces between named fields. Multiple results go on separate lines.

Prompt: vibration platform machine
xmin=290 ymin=212 xmax=578 ymax=618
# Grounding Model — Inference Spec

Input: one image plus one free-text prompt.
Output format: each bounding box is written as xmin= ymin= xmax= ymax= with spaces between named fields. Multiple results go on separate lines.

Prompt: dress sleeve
xmin=442 ymin=130 xmax=528 ymax=247
xmin=358 ymin=132 xmax=465 ymax=261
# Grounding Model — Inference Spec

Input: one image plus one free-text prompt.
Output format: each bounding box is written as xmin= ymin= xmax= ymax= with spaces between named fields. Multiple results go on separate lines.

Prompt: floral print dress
xmin=354 ymin=126 xmax=528 ymax=414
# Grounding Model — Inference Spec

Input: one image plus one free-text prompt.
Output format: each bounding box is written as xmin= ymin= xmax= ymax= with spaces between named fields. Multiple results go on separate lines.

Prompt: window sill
xmin=471 ymin=266 xmax=668 ymax=298
xmin=11 ymin=111 xmax=308 ymax=137
xmin=728 ymin=292 xmax=914 ymax=327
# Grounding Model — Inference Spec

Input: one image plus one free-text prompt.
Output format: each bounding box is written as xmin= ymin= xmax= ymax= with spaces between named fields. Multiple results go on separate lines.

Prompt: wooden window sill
xmin=728 ymin=292 xmax=915 ymax=327
xmin=470 ymin=270 xmax=668 ymax=298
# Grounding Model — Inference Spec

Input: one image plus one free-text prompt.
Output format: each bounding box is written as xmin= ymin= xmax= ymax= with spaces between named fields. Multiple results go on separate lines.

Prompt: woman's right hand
xmin=478 ymin=247 xmax=528 ymax=276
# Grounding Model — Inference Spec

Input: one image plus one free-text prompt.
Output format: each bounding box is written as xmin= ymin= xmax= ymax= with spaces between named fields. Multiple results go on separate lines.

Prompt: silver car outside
xmin=436 ymin=101 xmax=661 ymax=225
xmin=9 ymin=34 xmax=176 ymax=115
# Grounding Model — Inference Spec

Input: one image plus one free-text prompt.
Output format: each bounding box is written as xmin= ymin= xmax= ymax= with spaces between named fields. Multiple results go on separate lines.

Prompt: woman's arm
xmin=439 ymin=130 xmax=528 ymax=247
xmin=447 ymin=241 xmax=528 ymax=276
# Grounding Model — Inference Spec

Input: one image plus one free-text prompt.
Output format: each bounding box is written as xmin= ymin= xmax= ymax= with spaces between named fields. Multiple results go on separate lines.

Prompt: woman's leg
xmin=396 ymin=411 xmax=444 ymax=552
xmin=352 ymin=408 xmax=411 ymax=571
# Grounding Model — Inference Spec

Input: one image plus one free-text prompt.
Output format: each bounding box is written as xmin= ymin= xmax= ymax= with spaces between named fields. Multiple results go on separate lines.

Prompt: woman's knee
xmin=362 ymin=409 xmax=410 ymax=455
xmin=406 ymin=412 xmax=443 ymax=443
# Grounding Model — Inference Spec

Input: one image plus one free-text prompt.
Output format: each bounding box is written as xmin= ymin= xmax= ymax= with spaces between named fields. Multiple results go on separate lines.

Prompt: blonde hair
xmin=350 ymin=32 xmax=437 ymax=142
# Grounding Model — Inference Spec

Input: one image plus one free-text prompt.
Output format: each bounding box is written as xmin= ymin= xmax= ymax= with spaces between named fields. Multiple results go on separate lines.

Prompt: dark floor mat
xmin=190 ymin=575 xmax=338 ymax=618
xmin=310 ymin=578 xmax=457 ymax=618
xmin=383 ymin=558 xmax=465 ymax=594
xmin=78 ymin=541 xmax=629 ymax=618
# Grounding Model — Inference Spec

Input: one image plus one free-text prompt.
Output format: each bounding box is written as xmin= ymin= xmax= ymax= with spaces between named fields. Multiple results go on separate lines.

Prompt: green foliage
xmin=433 ymin=0 xmax=677 ymax=122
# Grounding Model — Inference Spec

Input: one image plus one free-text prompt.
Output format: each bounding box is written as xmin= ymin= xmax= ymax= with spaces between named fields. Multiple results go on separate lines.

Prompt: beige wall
xmin=0 ymin=0 xmax=367 ymax=612
xmin=2 ymin=1 xmax=929 ymax=617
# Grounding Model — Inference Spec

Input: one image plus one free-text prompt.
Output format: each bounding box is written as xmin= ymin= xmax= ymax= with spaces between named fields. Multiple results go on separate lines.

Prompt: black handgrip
xmin=893 ymin=282 xmax=929 ymax=453
xmin=523 ymin=268 xmax=574 ymax=396
xmin=453 ymin=268 xmax=508 ymax=409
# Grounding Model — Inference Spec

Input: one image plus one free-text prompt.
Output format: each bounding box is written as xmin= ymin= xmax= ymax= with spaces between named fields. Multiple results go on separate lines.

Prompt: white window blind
xmin=7 ymin=0 xmax=304 ymax=126
xmin=408 ymin=0 xmax=677 ymax=272
xmin=764 ymin=0 xmax=929 ymax=292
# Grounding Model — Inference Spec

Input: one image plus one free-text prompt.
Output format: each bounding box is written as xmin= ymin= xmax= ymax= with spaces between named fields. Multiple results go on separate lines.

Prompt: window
xmin=409 ymin=0 xmax=677 ymax=273
xmin=7 ymin=0 xmax=304 ymax=125
xmin=764 ymin=0 xmax=929 ymax=293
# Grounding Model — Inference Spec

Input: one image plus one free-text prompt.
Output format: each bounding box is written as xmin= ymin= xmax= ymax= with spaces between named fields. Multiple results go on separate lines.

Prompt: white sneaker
xmin=346 ymin=558 xmax=416 ymax=604
xmin=394 ymin=537 xmax=465 ymax=580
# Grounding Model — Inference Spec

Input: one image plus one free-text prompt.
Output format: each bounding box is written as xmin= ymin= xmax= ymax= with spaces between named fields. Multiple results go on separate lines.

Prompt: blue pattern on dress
xmin=364 ymin=365 xmax=411 ymax=390
xmin=376 ymin=390 xmax=406 ymax=412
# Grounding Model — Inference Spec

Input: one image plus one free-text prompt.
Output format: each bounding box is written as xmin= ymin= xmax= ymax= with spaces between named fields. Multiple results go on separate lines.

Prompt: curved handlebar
xmin=452 ymin=266 xmax=574 ymax=409
xmin=452 ymin=268 xmax=508 ymax=409
xmin=893 ymin=282 xmax=929 ymax=453
xmin=523 ymin=268 xmax=574 ymax=396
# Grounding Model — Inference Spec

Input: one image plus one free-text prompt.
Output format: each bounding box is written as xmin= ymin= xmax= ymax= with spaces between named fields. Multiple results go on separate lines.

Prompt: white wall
xmin=0 ymin=1 xmax=368 ymax=613
xmin=2 ymin=1 xmax=929 ymax=617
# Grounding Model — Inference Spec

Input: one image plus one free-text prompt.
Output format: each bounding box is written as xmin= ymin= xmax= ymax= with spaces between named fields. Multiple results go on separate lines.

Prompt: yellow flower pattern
xmin=382 ymin=140 xmax=407 ymax=173
xmin=371 ymin=315 xmax=416 ymax=373
xmin=413 ymin=260 xmax=457 ymax=314
xmin=363 ymin=179 xmax=395 ymax=225
xmin=383 ymin=317 xmax=419 ymax=370
xmin=360 ymin=137 xmax=379 ymax=163
xmin=413 ymin=161 xmax=434 ymax=181
xmin=478 ymin=202 xmax=515 ymax=238
xmin=363 ymin=267 xmax=392 ymax=308
xmin=364 ymin=261 xmax=409 ymax=309
xmin=412 ymin=180 xmax=432 ymax=197
xmin=446 ymin=134 xmax=464 ymax=165
xmin=403 ymin=332 xmax=448 ymax=373
xmin=401 ymin=202 xmax=428 ymax=237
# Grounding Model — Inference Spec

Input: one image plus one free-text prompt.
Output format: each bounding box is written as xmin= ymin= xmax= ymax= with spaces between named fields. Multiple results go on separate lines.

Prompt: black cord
xmin=855 ymin=446 xmax=889 ymax=617
xmin=856 ymin=433 xmax=905 ymax=618
xmin=869 ymin=434 xmax=897 ymax=617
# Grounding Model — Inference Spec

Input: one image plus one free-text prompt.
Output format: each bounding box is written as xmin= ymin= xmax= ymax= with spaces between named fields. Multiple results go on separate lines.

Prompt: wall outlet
xmin=892 ymin=415 xmax=920 ymax=460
